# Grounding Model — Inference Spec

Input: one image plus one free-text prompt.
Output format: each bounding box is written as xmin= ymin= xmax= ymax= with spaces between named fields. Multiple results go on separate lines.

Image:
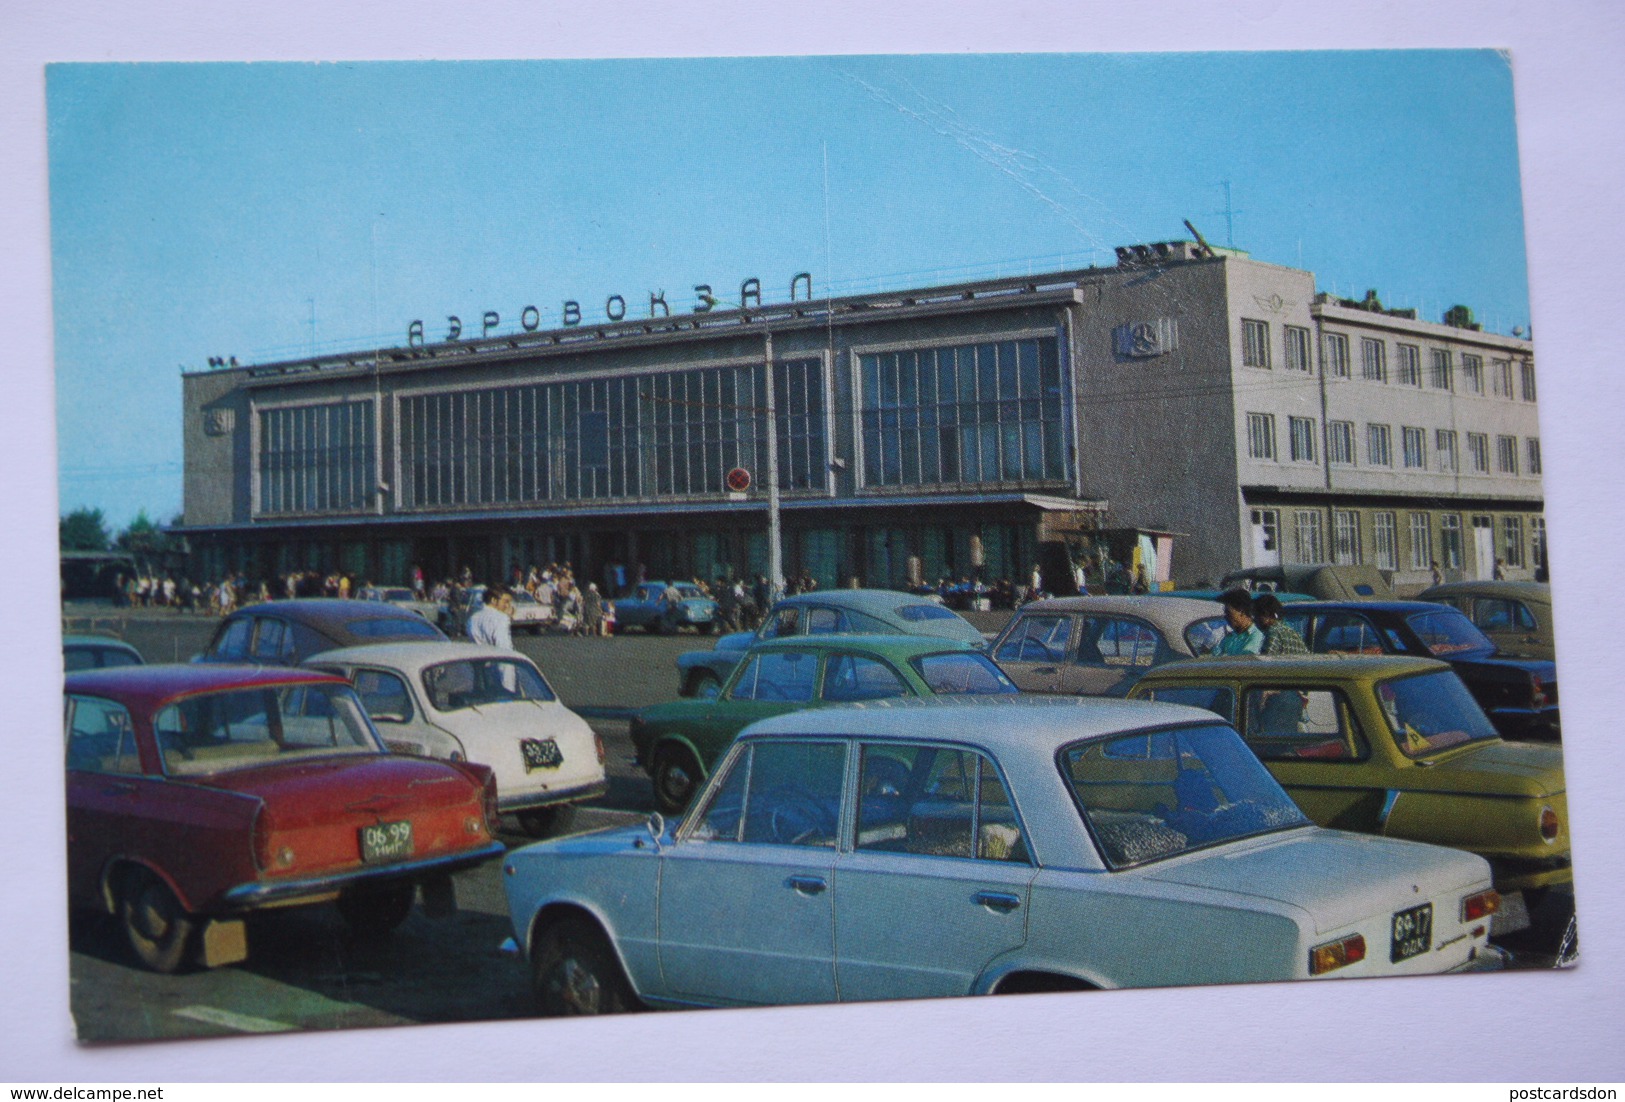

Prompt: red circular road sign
xmin=725 ymin=467 xmax=753 ymax=492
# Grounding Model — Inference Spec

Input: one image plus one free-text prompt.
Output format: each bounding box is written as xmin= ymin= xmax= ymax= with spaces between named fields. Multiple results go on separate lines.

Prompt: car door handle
xmin=786 ymin=875 xmax=827 ymax=896
xmin=974 ymin=891 xmax=1022 ymax=913
xmin=101 ymin=782 xmax=137 ymax=797
xmin=1031 ymin=666 xmax=1057 ymax=675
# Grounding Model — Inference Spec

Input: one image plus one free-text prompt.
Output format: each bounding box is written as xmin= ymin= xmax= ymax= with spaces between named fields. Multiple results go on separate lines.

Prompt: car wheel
xmin=515 ymin=804 xmax=578 ymax=839
xmin=683 ymin=670 xmax=723 ymax=700
xmin=531 ymin=915 xmax=638 ymax=1015
xmin=651 ymin=744 xmax=703 ymax=814
xmin=697 ymin=621 xmax=715 ymax=635
xmin=120 ymin=868 xmax=196 ymax=974
xmin=337 ymin=882 xmax=416 ymax=938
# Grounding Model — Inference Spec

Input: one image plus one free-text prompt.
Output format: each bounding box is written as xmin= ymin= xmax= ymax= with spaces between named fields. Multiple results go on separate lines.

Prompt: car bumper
xmin=219 ymin=840 xmax=506 ymax=910
xmin=1450 ymin=943 xmax=1512 ymax=972
xmin=497 ymin=780 xmax=608 ymax=813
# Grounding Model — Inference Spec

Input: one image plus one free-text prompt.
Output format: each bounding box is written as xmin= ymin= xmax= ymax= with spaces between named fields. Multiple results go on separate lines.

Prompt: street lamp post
xmin=763 ymin=329 xmax=783 ymax=599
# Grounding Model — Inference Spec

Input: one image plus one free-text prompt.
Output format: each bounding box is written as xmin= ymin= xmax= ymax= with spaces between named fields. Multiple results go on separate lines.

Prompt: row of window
xmin=1241 ymin=319 xmax=1535 ymax=400
xmin=1252 ymin=507 xmax=1546 ymax=572
xmin=257 ymin=338 xmax=1071 ymax=516
xmin=1245 ymin=412 xmax=1540 ymax=476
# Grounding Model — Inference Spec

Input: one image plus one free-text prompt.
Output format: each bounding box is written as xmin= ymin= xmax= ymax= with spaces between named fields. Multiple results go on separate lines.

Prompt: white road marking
xmin=173 ymin=1005 xmax=297 ymax=1033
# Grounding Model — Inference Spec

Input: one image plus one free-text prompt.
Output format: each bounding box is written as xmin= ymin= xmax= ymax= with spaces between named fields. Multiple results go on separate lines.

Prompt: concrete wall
xmin=1070 ymin=258 xmax=1245 ymax=584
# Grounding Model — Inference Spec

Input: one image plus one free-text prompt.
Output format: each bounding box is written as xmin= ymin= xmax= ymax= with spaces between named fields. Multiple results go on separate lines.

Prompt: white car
xmin=307 ymin=642 xmax=607 ymax=837
xmin=500 ymin=698 xmax=1502 ymax=1014
xmin=508 ymin=591 xmax=556 ymax=634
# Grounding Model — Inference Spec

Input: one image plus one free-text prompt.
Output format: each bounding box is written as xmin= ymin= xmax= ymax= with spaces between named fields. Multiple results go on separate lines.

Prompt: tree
xmin=60 ymin=507 xmax=110 ymax=552
xmin=116 ymin=511 xmax=166 ymax=561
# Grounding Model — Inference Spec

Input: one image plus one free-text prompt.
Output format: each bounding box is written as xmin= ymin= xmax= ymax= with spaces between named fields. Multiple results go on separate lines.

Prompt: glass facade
xmin=858 ymin=338 xmax=1066 ymax=489
xmin=258 ymin=401 xmax=376 ymax=515
xmin=395 ymin=358 xmax=826 ymax=510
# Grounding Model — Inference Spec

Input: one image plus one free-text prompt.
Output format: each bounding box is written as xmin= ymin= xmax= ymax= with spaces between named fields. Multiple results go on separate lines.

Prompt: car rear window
xmin=896 ymin=604 xmax=959 ymax=622
xmin=1183 ymin=617 xmax=1227 ymax=656
xmin=349 ymin=616 xmax=443 ymax=640
xmin=1404 ymin=610 xmax=1494 ymax=656
xmin=911 ymin=652 xmax=1019 ymax=695
xmin=1060 ymin=724 xmax=1307 ymax=869
xmin=1376 ymin=670 xmax=1500 ymax=759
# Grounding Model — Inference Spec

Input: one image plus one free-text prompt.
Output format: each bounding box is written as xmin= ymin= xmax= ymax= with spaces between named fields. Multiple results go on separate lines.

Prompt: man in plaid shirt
xmin=1254 ymin=593 xmax=1311 ymax=656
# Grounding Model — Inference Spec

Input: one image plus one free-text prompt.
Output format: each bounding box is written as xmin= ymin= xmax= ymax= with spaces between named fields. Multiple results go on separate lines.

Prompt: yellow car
xmin=1128 ymin=655 xmax=1570 ymax=936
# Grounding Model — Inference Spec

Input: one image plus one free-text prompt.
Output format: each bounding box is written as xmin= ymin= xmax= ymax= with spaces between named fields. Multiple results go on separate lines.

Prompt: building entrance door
xmin=1472 ymin=516 xmax=1496 ymax=580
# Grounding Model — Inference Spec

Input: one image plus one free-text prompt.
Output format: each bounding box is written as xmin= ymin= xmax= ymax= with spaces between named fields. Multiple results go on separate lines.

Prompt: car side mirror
xmin=647 ymin=811 xmax=666 ymax=851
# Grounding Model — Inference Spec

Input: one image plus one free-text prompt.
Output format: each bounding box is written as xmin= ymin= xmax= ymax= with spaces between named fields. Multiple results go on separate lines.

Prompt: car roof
xmin=306 ymin=641 xmax=541 ymax=672
xmin=1009 ymin=595 xmax=1224 ymax=634
xmin=741 ymin=696 xmax=1221 ymax=755
xmin=65 ymin=662 xmax=347 ymax=713
xmin=228 ymin=598 xmax=428 ymax=629
xmin=1137 ymin=654 xmax=1449 ymax=681
xmin=1284 ymin=600 xmax=1461 ymax=615
xmin=770 ymin=589 xmax=955 ymax=617
xmin=62 ymin=634 xmax=141 ymax=651
xmin=1418 ymin=581 xmax=1551 ymax=602
xmin=749 ymin=634 xmax=979 ymax=657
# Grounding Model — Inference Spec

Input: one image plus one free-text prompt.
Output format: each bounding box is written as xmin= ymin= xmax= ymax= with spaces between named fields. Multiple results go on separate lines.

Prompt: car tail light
xmin=1540 ymin=805 xmax=1561 ymax=843
xmin=1461 ymin=889 xmax=1501 ymax=922
xmin=251 ymin=805 xmax=270 ymax=873
xmin=1308 ymin=934 xmax=1366 ymax=975
xmin=481 ymin=773 xmax=499 ymax=834
xmin=594 ymin=732 xmax=606 ymax=765
xmin=1530 ymin=676 xmax=1547 ymax=710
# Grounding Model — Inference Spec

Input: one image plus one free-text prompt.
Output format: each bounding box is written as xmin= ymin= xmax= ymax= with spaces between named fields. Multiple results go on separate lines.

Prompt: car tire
xmin=337 ymin=882 xmax=416 ymax=938
xmin=119 ymin=868 xmax=196 ymax=974
xmin=515 ymin=804 xmax=578 ymax=839
xmin=683 ymin=669 xmax=723 ymax=700
xmin=531 ymin=915 xmax=639 ymax=1015
xmin=651 ymin=744 xmax=703 ymax=814
xmin=697 ymin=621 xmax=715 ymax=635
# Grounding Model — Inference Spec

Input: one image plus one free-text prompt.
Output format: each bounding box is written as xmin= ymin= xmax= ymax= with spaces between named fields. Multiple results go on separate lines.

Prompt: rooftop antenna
xmin=1213 ymin=180 xmax=1242 ymax=246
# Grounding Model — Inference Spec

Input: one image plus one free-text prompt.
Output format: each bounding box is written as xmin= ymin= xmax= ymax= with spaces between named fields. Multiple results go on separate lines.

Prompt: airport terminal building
xmin=178 ymin=241 xmax=1545 ymax=592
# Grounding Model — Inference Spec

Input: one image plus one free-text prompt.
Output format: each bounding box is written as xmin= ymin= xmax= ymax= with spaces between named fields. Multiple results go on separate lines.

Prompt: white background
xmin=3 ymin=0 xmax=1622 ymax=1082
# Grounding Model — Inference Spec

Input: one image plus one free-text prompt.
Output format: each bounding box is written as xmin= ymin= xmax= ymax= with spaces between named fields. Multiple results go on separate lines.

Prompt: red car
xmin=65 ymin=664 xmax=505 ymax=973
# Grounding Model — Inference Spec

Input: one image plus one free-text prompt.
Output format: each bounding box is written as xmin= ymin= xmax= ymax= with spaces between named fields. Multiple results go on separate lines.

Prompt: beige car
xmin=1418 ymin=581 xmax=1555 ymax=661
xmin=989 ymin=595 xmax=1227 ymax=696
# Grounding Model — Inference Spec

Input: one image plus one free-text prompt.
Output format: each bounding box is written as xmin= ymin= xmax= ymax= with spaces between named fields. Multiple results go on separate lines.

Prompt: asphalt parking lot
xmin=60 ymin=603 xmax=1573 ymax=1041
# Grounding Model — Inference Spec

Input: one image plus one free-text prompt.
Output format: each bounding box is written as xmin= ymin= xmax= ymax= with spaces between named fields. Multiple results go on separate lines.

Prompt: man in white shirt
xmin=468 ymin=585 xmax=515 ymax=650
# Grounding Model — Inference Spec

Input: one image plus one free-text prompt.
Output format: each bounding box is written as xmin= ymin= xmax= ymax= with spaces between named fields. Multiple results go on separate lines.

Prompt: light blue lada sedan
xmin=499 ymin=698 xmax=1503 ymax=1014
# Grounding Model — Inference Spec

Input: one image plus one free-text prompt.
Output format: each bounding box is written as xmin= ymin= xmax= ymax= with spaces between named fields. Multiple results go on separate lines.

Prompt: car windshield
xmin=154 ymin=683 xmax=382 ymax=776
xmin=1060 ymin=723 xmax=1308 ymax=869
xmin=380 ymin=588 xmax=414 ymax=601
xmin=911 ymin=652 xmax=1020 ymax=695
xmin=1184 ymin=617 xmax=1228 ymax=656
xmin=1376 ymin=670 xmax=1500 ymax=759
xmin=1404 ymin=610 xmax=1495 ymax=656
xmin=675 ymin=584 xmax=704 ymax=598
xmin=422 ymin=658 xmax=556 ymax=711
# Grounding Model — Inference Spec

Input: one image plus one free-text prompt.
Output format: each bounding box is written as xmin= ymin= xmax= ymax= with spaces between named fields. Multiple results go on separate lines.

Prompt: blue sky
xmin=48 ymin=50 xmax=1532 ymax=530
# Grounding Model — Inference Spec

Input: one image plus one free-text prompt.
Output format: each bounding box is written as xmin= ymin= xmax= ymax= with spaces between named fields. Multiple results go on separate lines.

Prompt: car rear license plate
xmin=1390 ymin=902 xmax=1433 ymax=962
xmin=360 ymin=820 xmax=414 ymax=863
xmin=522 ymin=738 xmax=563 ymax=772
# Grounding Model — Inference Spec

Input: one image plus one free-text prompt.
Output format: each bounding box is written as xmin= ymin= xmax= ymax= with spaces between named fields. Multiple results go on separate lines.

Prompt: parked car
xmin=988 ymin=595 xmax=1227 ymax=697
xmin=507 ymin=590 xmax=555 ymax=634
xmin=1128 ymin=655 xmax=1570 ymax=934
xmin=305 ymin=642 xmax=607 ymax=837
xmin=64 ymin=634 xmax=144 ymax=671
xmin=198 ymin=598 xmax=447 ymax=666
xmin=501 ymin=697 xmax=1501 ymax=1014
xmin=65 ymin=664 xmax=505 ymax=973
xmin=675 ymin=589 xmax=987 ymax=698
xmin=358 ymin=585 xmax=441 ymax=623
xmin=634 ymin=635 xmax=1020 ymax=813
xmin=1279 ymin=601 xmax=1559 ymax=741
xmin=1219 ymin=564 xmax=1393 ymax=600
xmin=613 ymin=581 xmax=718 ymax=635
xmin=1418 ymin=581 xmax=1555 ymax=662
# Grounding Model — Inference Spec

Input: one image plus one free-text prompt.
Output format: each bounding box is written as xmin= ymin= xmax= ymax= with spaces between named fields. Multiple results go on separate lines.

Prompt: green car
xmin=1127 ymin=655 xmax=1570 ymax=935
xmin=630 ymin=634 xmax=1020 ymax=813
